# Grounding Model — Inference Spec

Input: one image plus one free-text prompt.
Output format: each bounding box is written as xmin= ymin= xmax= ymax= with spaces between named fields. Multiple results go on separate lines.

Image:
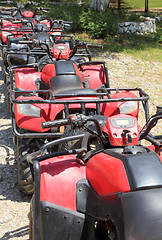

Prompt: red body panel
xmin=41 ymin=63 xmax=85 ymax=86
xmin=82 ymin=65 xmax=107 ymax=89
xmin=52 ymin=44 xmax=71 ymax=59
xmin=15 ymin=68 xmax=41 ymax=90
xmin=106 ymin=114 xmax=141 ymax=146
xmin=86 ymin=152 xmax=131 ymax=196
xmin=40 ymin=155 xmax=86 ymax=211
xmin=15 ymin=96 xmax=98 ymax=132
xmin=15 ymin=96 xmax=55 ymax=132
xmin=101 ymin=91 xmax=139 ymax=118
xmin=40 ymin=152 xmax=130 ymax=210
xmin=1 ymin=25 xmax=18 ymax=43
xmin=22 ymin=11 xmax=34 ymax=18
xmin=41 ymin=64 xmax=56 ymax=84
xmin=40 ymin=20 xmax=51 ymax=29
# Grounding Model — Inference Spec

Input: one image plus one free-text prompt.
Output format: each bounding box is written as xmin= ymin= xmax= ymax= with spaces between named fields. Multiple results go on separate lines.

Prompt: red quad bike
xmin=11 ymin=67 xmax=149 ymax=196
xmin=0 ymin=2 xmax=51 ymax=46
xmin=5 ymin=41 xmax=101 ymax=112
xmin=0 ymin=18 xmax=71 ymax=48
xmin=27 ymin=105 xmax=162 ymax=240
xmin=10 ymin=44 xmax=108 ymax=194
xmin=2 ymin=22 xmax=72 ymax=85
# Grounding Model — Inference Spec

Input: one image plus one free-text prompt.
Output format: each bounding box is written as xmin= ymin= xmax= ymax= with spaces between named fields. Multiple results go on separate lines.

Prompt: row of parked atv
xmin=0 ymin=1 xmax=162 ymax=240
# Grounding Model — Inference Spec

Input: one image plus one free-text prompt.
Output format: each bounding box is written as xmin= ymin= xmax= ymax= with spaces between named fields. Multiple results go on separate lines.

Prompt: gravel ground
xmin=0 ymin=53 xmax=161 ymax=240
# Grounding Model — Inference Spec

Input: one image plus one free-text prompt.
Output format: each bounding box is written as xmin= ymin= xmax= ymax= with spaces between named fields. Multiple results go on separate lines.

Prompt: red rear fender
xmin=41 ymin=64 xmax=55 ymax=84
xmin=82 ymin=64 xmax=107 ymax=89
xmin=15 ymin=68 xmax=41 ymax=90
xmin=40 ymin=155 xmax=86 ymax=211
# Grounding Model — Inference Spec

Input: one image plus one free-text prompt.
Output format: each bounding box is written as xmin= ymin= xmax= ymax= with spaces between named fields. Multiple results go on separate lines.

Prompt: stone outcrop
xmin=118 ymin=17 xmax=156 ymax=35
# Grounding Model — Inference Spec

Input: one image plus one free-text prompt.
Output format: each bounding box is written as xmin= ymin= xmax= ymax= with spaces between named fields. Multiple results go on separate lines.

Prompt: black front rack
xmin=11 ymin=87 xmax=150 ymax=138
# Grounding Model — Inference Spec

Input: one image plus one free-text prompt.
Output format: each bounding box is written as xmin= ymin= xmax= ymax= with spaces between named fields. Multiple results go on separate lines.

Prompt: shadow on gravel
xmin=0 ymin=59 xmax=11 ymax=121
xmin=0 ymin=225 xmax=29 ymax=240
xmin=0 ymin=85 xmax=10 ymax=120
xmin=0 ymin=137 xmax=31 ymax=203
xmin=0 ymin=60 xmax=31 ymax=203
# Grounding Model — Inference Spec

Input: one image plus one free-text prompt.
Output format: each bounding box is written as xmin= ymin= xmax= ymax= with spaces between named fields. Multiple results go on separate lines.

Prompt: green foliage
xmin=80 ymin=8 xmax=126 ymax=38
xmin=49 ymin=4 xmax=83 ymax=31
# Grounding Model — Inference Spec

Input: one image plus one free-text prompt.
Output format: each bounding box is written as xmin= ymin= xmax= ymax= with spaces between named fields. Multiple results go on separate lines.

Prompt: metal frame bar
xmin=11 ymin=87 xmax=150 ymax=138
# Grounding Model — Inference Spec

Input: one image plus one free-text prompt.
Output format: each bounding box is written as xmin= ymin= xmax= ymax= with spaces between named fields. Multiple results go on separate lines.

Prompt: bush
xmin=80 ymin=9 xmax=124 ymax=38
xmin=49 ymin=3 xmax=83 ymax=31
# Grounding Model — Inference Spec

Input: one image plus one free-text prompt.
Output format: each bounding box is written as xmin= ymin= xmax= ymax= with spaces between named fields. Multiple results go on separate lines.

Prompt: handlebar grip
xmin=63 ymin=21 xmax=72 ymax=24
xmin=43 ymin=8 xmax=51 ymax=10
xmin=41 ymin=119 xmax=69 ymax=129
xmin=42 ymin=10 xmax=49 ymax=13
xmin=3 ymin=7 xmax=12 ymax=10
xmin=19 ymin=41 xmax=33 ymax=44
xmin=87 ymin=44 xmax=103 ymax=49
xmin=11 ymin=20 xmax=22 ymax=24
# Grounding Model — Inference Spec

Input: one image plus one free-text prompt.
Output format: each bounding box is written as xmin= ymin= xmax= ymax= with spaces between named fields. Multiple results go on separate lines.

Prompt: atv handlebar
xmin=139 ymin=111 xmax=162 ymax=141
xmin=75 ymin=42 xmax=103 ymax=49
xmin=41 ymin=114 xmax=90 ymax=129
xmin=41 ymin=114 xmax=104 ymax=141
xmin=68 ymin=42 xmax=103 ymax=60
xmin=86 ymin=44 xmax=103 ymax=49
xmin=41 ymin=118 xmax=69 ymax=129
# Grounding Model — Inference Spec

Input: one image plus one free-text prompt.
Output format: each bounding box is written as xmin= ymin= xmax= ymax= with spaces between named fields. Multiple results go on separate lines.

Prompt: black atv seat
xmin=55 ymin=87 xmax=97 ymax=96
xmin=50 ymin=74 xmax=82 ymax=94
xmin=55 ymin=61 xmax=76 ymax=75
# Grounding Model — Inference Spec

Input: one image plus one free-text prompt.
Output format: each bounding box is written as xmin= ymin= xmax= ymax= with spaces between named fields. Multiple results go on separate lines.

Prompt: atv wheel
xmin=17 ymin=138 xmax=44 ymax=195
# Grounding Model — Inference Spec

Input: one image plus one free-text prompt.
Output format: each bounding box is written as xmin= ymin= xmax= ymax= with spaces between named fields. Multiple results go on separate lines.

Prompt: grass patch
xmin=102 ymin=26 xmax=162 ymax=62
xmin=123 ymin=0 xmax=162 ymax=9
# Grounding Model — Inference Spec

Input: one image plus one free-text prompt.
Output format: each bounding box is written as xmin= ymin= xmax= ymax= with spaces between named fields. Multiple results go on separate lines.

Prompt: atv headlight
xmin=52 ymin=32 xmax=61 ymax=36
xmin=18 ymin=104 xmax=41 ymax=118
xmin=119 ymin=101 xmax=138 ymax=114
xmin=2 ymin=31 xmax=11 ymax=37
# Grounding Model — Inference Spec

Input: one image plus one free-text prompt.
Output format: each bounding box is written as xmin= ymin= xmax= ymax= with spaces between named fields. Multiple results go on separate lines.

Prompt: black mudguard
xmin=40 ymin=201 xmax=96 ymax=240
xmin=120 ymin=188 xmax=162 ymax=240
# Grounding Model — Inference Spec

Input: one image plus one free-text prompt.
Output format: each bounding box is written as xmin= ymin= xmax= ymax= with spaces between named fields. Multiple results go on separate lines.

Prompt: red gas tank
xmin=86 ymin=152 xmax=131 ymax=196
xmin=23 ymin=11 xmax=34 ymax=18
